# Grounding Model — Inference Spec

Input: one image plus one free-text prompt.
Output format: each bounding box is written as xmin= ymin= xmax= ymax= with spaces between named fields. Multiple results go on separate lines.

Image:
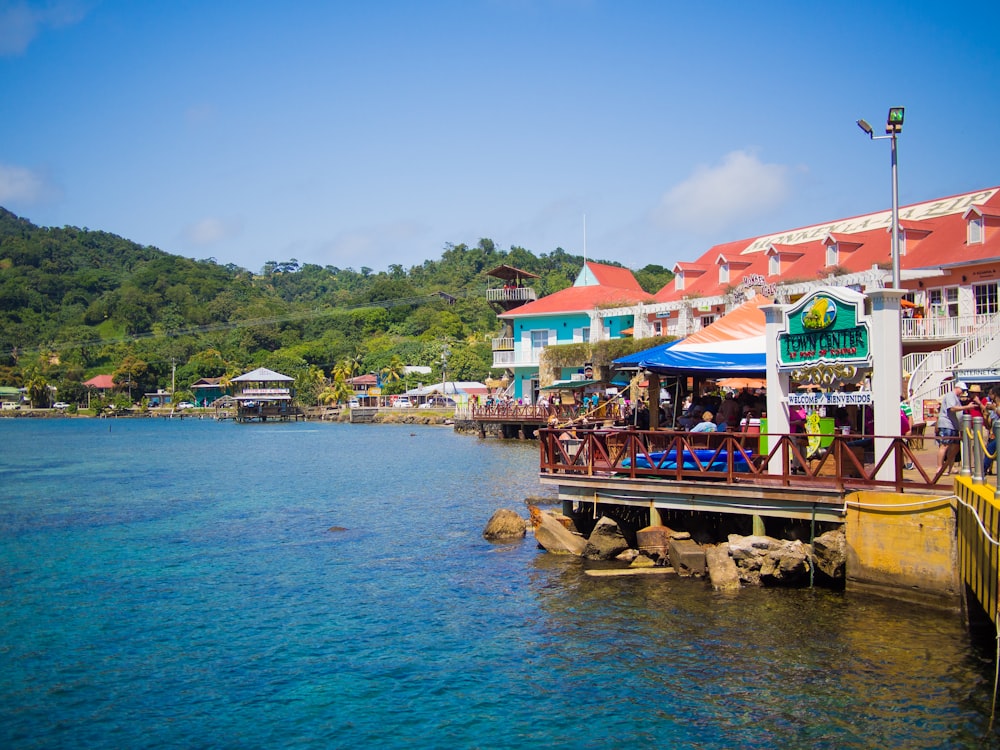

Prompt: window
xmin=975 ymin=283 xmax=999 ymax=316
xmin=530 ymin=330 xmax=550 ymax=360
xmin=572 ymin=327 xmax=590 ymax=343
xmin=653 ymin=320 xmax=662 ymax=335
xmin=700 ymin=315 xmax=715 ymax=329
xmin=928 ymin=287 xmax=959 ymax=318
xmin=719 ymin=263 xmax=729 ymax=284
xmin=675 ymin=271 xmax=685 ymax=291
xmin=826 ymin=243 xmax=838 ymax=267
xmin=969 ymin=217 xmax=984 ymax=244
xmin=768 ymin=254 xmax=779 ymax=277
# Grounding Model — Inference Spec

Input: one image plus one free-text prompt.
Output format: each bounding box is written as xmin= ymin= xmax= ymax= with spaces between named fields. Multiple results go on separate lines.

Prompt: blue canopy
xmin=613 ymin=339 xmax=678 ymax=367
xmin=619 ymin=347 xmax=766 ymax=377
xmin=614 ymin=298 xmax=768 ymax=378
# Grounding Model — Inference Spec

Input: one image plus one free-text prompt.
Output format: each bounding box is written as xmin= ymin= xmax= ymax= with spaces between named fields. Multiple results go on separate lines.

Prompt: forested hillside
xmin=0 ymin=207 xmax=672 ymax=408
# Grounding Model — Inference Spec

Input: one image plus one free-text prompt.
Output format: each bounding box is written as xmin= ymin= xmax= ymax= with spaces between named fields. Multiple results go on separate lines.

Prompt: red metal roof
xmin=653 ymin=186 xmax=1000 ymax=303
xmin=84 ymin=374 xmax=115 ymax=389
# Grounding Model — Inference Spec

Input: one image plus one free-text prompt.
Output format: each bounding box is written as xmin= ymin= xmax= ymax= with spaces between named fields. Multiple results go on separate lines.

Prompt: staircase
xmin=906 ymin=314 xmax=1000 ymax=410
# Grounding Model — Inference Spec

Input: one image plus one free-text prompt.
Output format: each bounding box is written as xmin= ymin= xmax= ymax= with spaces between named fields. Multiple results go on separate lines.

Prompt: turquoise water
xmin=1 ymin=418 xmax=998 ymax=749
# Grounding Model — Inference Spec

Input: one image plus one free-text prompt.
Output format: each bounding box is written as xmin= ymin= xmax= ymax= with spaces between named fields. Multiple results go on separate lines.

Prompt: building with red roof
xmin=492 ymin=261 xmax=652 ymax=404
xmin=588 ymin=184 xmax=1000 ymax=408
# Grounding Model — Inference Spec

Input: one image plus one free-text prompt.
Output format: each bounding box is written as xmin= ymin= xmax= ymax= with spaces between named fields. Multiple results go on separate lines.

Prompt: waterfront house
xmin=190 ymin=377 xmax=227 ymax=407
xmin=231 ymin=367 xmax=302 ymax=422
xmin=493 ymin=261 xmax=652 ymax=405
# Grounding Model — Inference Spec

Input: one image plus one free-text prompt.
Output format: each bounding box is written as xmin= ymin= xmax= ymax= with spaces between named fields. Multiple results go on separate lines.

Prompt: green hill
xmin=0 ymin=207 xmax=672 ymax=406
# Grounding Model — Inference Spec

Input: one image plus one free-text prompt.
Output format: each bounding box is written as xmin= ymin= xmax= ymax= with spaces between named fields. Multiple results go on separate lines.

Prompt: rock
xmin=616 ymin=548 xmax=640 ymax=562
xmin=528 ymin=505 xmax=587 ymax=556
xmin=483 ymin=508 xmax=527 ymax=540
xmin=629 ymin=553 xmax=657 ymax=568
xmin=582 ymin=516 xmax=630 ymax=560
xmin=706 ymin=543 xmax=741 ymax=591
xmin=327 ymin=526 xmax=348 ymax=533
xmin=669 ymin=537 xmax=707 ymax=577
xmin=728 ymin=534 xmax=813 ymax=586
xmin=759 ymin=540 xmax=811 ymax=584
xmin=812 ymin=529 xmax=847 ymax=580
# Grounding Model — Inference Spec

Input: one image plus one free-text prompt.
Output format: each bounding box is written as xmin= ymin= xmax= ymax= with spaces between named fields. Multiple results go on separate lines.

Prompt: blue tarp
xmin=614 ymin=346 xmax=765 ymax=377
xmin=621 ymin=448 xmax=753 ymax=471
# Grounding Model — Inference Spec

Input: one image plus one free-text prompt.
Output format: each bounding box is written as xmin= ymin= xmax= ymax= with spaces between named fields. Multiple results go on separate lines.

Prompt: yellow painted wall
xmin=844 ymin=490 xmax=960 ymax=607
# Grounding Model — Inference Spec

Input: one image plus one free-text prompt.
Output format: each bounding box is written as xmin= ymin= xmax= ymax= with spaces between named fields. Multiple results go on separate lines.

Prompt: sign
xmin=741 ymin=188 xmax=997 ymax=254
xmin=788 ymin=391 xmax=873 ymax=407
xmin=777 ymin=290 xmax=871 ymax=370
xmin=922 ymin=399 xmax=940 ymax=422
xmin=956 ymin=368 xmax=1000 ymax=380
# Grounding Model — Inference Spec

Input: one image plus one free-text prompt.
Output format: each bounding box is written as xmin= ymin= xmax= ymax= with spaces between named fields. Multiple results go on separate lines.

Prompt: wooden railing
xmin=538 ymin=427 xmax=952 ymax=493
xmin=472 ymin=402 xmax=633 ymax=425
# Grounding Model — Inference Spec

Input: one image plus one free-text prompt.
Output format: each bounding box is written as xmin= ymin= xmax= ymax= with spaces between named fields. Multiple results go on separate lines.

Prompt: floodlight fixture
xmin=856 ymin=106 xmax=904 ymax=289
xmin=886 ymin=107 xmax=904 ymax=134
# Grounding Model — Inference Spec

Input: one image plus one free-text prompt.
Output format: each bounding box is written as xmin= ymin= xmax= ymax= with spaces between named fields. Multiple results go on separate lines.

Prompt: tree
xmin=24 ymin=371 xmax=49 ymax=408
xmin=295 ymin=365 xmax=326 ymax=406
xmin=318 ymin=378 xmax=353 ymax=405
xmin=380 ymin=356 xmax=405 ymax=394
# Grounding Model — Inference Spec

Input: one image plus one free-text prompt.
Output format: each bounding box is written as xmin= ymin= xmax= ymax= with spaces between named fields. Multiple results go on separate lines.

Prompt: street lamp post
xmin=857 ymin=107 xmax=904 ymax=289
xmin=441 ymin=345 xmax=450 ymax=395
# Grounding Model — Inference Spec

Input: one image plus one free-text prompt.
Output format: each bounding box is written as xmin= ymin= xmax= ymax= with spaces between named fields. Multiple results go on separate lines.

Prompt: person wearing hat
xmin=690 ymin=410 xmax=718 ymax=433
xmin=937 ymin=380 xmax=973 ymax=474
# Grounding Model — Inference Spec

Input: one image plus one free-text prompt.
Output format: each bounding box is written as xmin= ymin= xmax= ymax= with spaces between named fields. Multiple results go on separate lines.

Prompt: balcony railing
xmin=486 ymin=287 xmax=537 ymax=304
xmin=491 ymin=336 xmax=514 ymax=351
xmin=900 ymin=314 xmax=988 ymax=341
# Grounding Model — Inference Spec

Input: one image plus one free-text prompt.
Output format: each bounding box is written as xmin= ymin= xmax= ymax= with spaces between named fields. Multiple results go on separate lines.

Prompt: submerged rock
xmin=811 ymin=529 xmax=847 ymax=580
xmin=583 ymin=516 xmax=630 ymax=561
xmin=528 ymin=505 xmax=587 ymax=556
xmin=483 ymin=508 xmax=527 ymax=541
xmin=706 ymin=543 xmax=741 ymax=591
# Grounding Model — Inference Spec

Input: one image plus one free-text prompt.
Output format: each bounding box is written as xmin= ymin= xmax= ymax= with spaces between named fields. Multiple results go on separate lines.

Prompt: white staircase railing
xmin=907 ymin=313 xmax=1000 ymax=409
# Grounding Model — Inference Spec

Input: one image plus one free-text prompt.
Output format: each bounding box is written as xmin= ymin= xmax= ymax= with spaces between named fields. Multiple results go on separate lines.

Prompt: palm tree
xmin=318 ymin=378 xmax=353 ymax=406
xmin=380 ymin=356 xmax=405 ymax=391
xmin=24 ymin=372 xmax=49 ymax=408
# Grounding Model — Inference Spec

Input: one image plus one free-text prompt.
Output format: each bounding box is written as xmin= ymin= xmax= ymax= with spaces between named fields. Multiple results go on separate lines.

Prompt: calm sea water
xmin=1 ymin=417 xmax=998 ymax=749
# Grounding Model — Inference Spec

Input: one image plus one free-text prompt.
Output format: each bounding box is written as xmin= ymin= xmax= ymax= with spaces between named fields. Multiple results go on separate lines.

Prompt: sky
xmin=1 ymin=1 xmax=999 ymax=276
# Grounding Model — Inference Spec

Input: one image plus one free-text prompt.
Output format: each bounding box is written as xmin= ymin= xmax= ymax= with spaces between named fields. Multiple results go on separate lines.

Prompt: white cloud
xmin=0 ymin=162 xmax=49 ymax=203
xmin=181 ymin=217 xmax=243 ymax=246
xmin=0 ymin=1 xmax=88 ymax=56
xmin=654 ymin=150 xmax=792 ymax=234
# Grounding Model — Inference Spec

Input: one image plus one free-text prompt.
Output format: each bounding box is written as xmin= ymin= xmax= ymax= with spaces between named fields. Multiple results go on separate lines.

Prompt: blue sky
xmin=1 ymin=1 xmax=998 ymax=275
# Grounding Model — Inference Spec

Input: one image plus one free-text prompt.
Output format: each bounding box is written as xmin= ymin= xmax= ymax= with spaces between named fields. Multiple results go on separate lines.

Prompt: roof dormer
xmin=715 ymin=254 xmax=752 ymax=285
xmin=896 ymin=221 xmax=931 ymax=256
xmin=765 ymin=244 xmax=804 ymax=278
xmin=963 ymin=205 xmax=1000 ymax=245
xmin=822 ymin=233 xmax=863 ymax=267
xmin=672 ymin=262 xmax=708 ymax=292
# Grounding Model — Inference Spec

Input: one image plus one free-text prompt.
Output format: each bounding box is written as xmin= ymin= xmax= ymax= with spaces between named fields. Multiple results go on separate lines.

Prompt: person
xmin=984 ymin=389 xmax=1000 ymax=475
xmin=635 ymin=401 xmax=650 ymax=430
xmin=938 ymin=381 xmax=972 ymax=475
xmin=691 ymin=411 xmax=718 ymax=433
xmin=715 ymin=392 xmax=741 ymax=432
xmin=788 ymin=404 xmax=809 ymax=473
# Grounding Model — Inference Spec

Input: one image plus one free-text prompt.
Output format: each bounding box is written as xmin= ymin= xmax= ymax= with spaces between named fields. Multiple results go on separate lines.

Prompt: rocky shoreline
xmin=483 ymin=506 xmax=846 ymax=590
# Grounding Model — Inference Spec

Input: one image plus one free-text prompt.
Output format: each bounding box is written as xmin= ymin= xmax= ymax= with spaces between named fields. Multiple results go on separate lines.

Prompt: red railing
xmin=538 ymin=427 xmax=952 ymax=493
xmin=472 ymin=401 xmax=633 ymax=424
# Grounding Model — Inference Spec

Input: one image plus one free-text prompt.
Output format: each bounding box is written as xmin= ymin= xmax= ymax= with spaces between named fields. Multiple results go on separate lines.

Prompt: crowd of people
xmin=936 ymin=380 xmax=1000 ymax=476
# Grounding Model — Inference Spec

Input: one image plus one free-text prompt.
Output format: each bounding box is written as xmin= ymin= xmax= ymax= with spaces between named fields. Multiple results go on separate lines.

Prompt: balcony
xmin=491 ymin=336 xmax=514 ymax=351
xmin=901 ymin=314 xmax=990 ymax=342
xmin=492 ymin=350 xmax=540 ymax=369
xmin=486 ymin=287 xmax=537 ymax=304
